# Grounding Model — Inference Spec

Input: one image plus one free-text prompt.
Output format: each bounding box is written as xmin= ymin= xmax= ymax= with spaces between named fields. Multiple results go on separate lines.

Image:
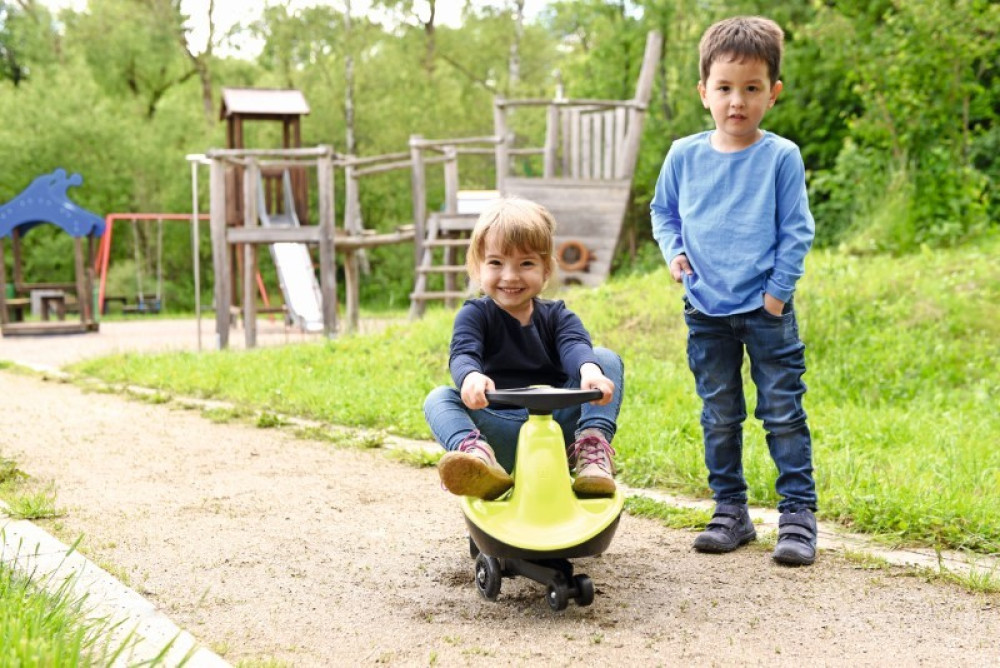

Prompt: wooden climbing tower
xmin=409 ymin=31 xmax=663 ymax=316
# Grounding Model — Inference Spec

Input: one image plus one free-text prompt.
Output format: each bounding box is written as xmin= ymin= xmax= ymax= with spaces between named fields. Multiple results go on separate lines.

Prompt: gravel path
xmin=1 ymin=321 xmax=998 ymax=665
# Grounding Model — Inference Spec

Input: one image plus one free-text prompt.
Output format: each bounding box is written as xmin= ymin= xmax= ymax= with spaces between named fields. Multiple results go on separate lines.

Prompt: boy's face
xmin=476 ymin=232 xmax=549 ymax=323
xmin=698 ymin=55 xmax=782 ymax=152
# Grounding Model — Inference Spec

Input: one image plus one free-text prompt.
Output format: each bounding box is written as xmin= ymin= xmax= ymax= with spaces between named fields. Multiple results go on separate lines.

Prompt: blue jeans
xmin=684 ymin=300 xmax=816 ymax=513
xmin=423 ymin=347 xmax=625 ymax=473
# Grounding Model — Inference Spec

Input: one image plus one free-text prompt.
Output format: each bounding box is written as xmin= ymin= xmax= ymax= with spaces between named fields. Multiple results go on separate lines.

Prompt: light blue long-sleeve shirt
xmin=650 ymin=131 xmax=815 ymax=317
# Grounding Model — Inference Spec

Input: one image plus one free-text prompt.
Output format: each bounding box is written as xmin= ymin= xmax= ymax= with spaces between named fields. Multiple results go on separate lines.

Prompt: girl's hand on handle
xmin=461 ymin=372 xmax=494 ymax=410
xmin=670 ymin=254 xmax=693 ymax=283
xmin=580 ymin=363 xmax=614 ymax=406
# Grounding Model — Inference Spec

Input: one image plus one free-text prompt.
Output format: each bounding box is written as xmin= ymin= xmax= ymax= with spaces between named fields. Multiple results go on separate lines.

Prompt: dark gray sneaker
xmin=772 ymin=508 xmax=818 ymax=566
xmin=693 ymin=503 xmax=756 ymax=553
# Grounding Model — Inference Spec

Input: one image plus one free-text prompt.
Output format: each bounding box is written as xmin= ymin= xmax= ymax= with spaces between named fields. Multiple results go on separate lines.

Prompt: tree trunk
xmin=508 ymin=0 xmax=524 ymax=92
xmin=344 ymin=0 xmax=357 ymax=156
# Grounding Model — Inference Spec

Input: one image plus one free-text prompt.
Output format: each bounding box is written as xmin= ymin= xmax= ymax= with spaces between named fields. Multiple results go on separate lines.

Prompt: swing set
xmin=94 ymin=213 xmax=208 ymax=315
xmin=94 ymin=212 xmax=279 ymax=319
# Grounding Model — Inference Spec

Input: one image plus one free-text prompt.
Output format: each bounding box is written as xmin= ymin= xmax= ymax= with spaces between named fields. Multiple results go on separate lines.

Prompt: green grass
xmin=69 ymin=237 xmax=1000 ymax=553
xmin=0 ymin=549 xmax=130 ymax=665
xmin=0 ymin=457 xmax=60 ymax=521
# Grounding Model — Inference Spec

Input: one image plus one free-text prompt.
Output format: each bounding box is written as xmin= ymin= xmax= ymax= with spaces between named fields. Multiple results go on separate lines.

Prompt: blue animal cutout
xmin=0 ymin=169 xmax=105 ymax=239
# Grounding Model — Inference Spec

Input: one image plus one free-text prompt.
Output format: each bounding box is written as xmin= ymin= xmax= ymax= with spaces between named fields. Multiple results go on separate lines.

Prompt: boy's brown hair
xmin=466 ymin=197 xmax=557 ymax=281
xmin=699 ymin=16 xmax=784 ymax=86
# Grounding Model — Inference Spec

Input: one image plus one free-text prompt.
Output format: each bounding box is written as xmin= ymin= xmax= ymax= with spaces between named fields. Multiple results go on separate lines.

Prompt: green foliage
xmin=2 ymin=0 xmax=999 ymax=306
xmin=807 ymin=0 xmax=997 ymax=250
xmin=0 ymin=1 xmax=59 ymax=85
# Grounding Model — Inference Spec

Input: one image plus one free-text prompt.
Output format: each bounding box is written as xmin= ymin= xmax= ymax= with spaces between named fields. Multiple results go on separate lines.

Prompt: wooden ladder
xmin=408 ymin=212 xmax=479 ymax=318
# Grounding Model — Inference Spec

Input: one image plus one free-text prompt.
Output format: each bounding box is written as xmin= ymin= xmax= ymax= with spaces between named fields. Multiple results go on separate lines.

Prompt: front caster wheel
xmin=474 ymin=553 xmax=502 ymax=600
xmin=546 ymin=582 xmax=569 ymax=611
xmin=573 ymin=574 xmax=594 ymax=606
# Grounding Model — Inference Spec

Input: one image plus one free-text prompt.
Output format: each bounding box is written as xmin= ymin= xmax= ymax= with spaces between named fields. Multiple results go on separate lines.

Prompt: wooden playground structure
xmin=0 ymin=33 xmax=661 ymax=347
xmin=206 ymin=31 xmax=662 ymax=350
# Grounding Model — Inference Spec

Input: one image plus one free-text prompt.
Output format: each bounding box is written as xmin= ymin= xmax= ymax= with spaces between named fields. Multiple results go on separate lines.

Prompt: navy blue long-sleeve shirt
xmin=449 ymin=297 xmax=598 ymax=391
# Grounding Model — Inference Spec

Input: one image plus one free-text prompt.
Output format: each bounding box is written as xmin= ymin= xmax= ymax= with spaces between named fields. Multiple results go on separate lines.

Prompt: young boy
xmin=650 ymin=16 xmax=818 ymax=565
xmin=423 ymin=196 xmax=624 ymax=500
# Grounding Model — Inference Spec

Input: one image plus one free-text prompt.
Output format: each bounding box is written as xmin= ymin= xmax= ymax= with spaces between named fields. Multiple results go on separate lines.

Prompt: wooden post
xmin=209 ymin=157 xmax=230 ymax=348
xmin=343 ymin=248 xmax=359 ymax=334
xmin=243 ymin=159 xmax=260 ymax=348
xmin=443 ymin=145 xmax=459 ymax=304
xmin=12 ymin=229 xmax=23 ymax=292
xmin=620 ymin=31 xmax=663 ymax=180
xmin=343 ymin=159 xmax=361 ymax=332
xmin=87 ymin=235 xmax=97 ymax=327
xmin=343 ymin=160 xmax=365 ymax=318
xmin=493 ymin=99 xmax=508 ymax=193
xmin=581 ymin=113 xmax=592 ymax=180
xmin=73 ymin=238 xmax=89 ymax=325
xmin=613 ymin=106 xmax=628 ymax=178
xmin=561 ymin=109 xmax=571 ymax=177
xmin=409 ymin=135 xmax=427 ymax=269
xmin=602 ymin=110 xmax=614 ymax=179
xmin=544 ymin=104 xmax=559 ymax=178
xmin=344 ymin=163 xmax=361 ymax=235
xmin=0 ymin=239 xmax=8 ymax=325
xmin=318 ymin=152 xmax=338 ymax=338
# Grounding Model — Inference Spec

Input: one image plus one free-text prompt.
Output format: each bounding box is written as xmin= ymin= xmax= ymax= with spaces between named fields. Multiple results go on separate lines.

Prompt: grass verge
xmin=68 ymin=238 xmax=1000 ymax=554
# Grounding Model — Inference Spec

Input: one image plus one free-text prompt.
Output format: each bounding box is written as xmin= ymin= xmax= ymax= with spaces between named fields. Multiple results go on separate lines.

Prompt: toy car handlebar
xmin=485 ymin=387 xmax=603 ymax=414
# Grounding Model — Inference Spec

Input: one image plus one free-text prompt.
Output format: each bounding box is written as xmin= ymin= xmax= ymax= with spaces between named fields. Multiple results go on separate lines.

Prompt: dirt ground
xmin=1 ymin=321 xmax=998 ymax=666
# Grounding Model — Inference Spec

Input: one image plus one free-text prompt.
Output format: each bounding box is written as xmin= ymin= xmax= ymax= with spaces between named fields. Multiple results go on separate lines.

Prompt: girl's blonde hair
xmin=465 ymin=197 xmax=557 ymax=280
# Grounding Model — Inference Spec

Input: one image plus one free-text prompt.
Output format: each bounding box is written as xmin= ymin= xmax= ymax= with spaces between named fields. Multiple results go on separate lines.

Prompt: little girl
xmin=423 ymin=196 xmax=625 ymax=499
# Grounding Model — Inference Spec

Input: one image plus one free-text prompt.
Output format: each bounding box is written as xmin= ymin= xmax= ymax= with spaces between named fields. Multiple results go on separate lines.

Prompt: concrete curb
xmin=1 ymin=510 xmax=229 ymax=667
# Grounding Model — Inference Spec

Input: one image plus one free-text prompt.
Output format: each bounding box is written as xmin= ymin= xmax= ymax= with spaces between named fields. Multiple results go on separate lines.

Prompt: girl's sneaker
xmin=567 ymin=429 xmax=616 ymax=495
xmin=438 ymin=432 xmax=513 ymax=500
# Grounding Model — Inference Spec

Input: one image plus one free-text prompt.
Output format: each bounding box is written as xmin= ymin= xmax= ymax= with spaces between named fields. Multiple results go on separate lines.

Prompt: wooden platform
xmin=503 ymin=177 xmax=632 ymax=287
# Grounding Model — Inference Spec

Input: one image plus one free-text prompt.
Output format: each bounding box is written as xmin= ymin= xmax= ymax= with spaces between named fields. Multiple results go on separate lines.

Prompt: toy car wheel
xmin=474 ymin=554 xmax=501 ymax=600
xmin=546 ymin=582 xmax=569 ymax=611
xmin=573 ymin=574 xmax=594 ymax=607
xmin=468 ymin=535 xmax=480 ymax=559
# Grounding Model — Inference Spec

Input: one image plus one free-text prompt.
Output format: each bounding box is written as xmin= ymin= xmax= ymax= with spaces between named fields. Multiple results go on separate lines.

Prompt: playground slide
xmin=257 ymin=172 xmax=324 ymax=333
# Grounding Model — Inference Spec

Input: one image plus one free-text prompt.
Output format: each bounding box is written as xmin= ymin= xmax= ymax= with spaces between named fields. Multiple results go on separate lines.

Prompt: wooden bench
xmin=39 ymin=292 xmax=67 ymax=321
xmin=5 ymin=297 xmax=29 ymax=322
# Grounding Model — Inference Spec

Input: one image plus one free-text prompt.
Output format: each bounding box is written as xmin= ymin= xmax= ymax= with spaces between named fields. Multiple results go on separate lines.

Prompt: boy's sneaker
xmin=693 ymin=503 xmax=756 ymax=553
xmin=567 ymin=429 xmax=616 ymax=495
xmin=772 ymin=508 xmax=818 ymax=566
xmin=438 ymin=432 xmax=513 ymax=500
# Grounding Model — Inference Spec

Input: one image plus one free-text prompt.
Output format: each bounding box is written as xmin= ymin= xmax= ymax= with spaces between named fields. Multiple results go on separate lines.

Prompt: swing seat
xmin=122 ymin=298 xmax=161 ymax=315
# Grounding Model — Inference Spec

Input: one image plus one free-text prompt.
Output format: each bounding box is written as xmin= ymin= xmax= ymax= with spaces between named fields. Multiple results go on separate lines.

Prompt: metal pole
xmin=189 ymin=157 xmax=202 ymax=351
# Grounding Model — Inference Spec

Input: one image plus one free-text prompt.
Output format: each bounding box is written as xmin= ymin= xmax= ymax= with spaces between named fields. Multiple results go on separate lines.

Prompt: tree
xmin=66 ymin=0 xmax=194 ymax=118
xmin=809 ymin=0 xmax=997 ymax=250
xmin=0 ymin=0 xmax=59 ymax=85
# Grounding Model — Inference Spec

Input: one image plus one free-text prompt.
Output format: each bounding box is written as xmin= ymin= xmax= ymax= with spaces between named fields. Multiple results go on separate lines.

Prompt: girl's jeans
xmin=423 ymin=347 xmax=624 ymax=473
xmin=684 ymin=300 xmax=816 ymax=513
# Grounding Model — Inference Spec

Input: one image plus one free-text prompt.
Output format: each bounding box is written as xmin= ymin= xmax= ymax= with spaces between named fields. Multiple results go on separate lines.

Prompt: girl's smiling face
xmin=476 ymin=232 xmax=550 ymax=324
xmin=698 ymin=55 xmax=782 ymax=152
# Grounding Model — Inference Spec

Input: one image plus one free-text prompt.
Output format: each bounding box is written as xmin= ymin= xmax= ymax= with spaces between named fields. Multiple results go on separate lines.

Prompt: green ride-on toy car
xmin=458 ymin=387 xmax=625 ymax=611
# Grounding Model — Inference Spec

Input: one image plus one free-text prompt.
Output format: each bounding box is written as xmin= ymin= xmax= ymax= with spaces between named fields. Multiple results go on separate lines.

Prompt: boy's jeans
xmin=684 ymin=301 xmax=816 ymax=513
xmin=423 ymin=347 xmax=624 ymax=473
